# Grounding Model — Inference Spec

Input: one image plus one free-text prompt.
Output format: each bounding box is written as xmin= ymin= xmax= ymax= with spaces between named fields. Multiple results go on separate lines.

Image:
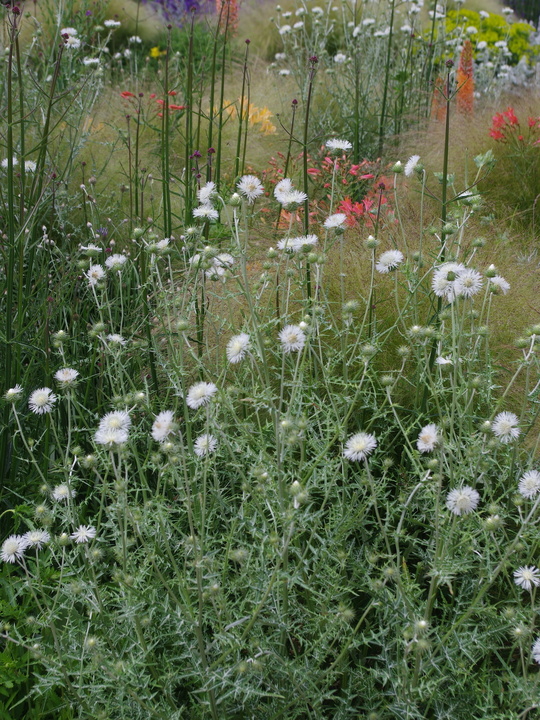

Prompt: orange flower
xmin=217 ymin=0 xmax=238 ymax=33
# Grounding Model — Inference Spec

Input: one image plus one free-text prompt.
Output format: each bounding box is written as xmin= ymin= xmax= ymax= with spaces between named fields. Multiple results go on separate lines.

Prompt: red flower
xmin=120 ymin=91 xmax=136 ymax=98
xmin=169 ymin=104 xmax=187 ymax=111
xmin=503 ymin=107 xmax=518 ymax=126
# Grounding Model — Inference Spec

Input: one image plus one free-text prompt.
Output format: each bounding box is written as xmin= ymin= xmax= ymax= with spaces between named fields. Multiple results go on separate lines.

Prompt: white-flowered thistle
xmin=71 ymin=525 xmax=97 ymax=543
xmin=65 ymin=35 xmax=81 ymax=49
xmin=237 ymin=175 xmax=264 ymax=203
xmin=24 ymin=160 xmax=37 ymax=173
xmin=106 ymin=334 xmax=126 ymax=346
xmin=22 ymin=530 xmax=51 ymax=550
xmin=514 ymin=566 xmax=540 ymax=591
xmin=404 ymin=154 xmax=421 ymax=177
xmin=490 ymin=276 xmax=510 ymax=294
xmin=279 ymin=325 xmax=306 ymax=353
xmin=186 ymin=382 xmax=218 ymax=410
xmin=277 ymin=235 xmax=318 ymax=253
xmin=53 ymin=484 xmax=76 ymax=502
xmin=95 ymin=428 xmax=129 ymax=447
xmin=226 ymin=333 xmax=251 ymax=364
xmin=4 ymin=385 xmax=23 ymax=402
xmin=194 ymin=433 xmax=218 ymax=457
xmin=28 ymin=388 xmax=57 ymax=415
xmin=104 ymin=19 xmax=121 ymax=27
xmin=323 ymin=213 xmax=347 ymax=229
xmin=197 ymin=181 xmax=216 ymax=205
xmin=446 ymin=486 xmax=480 ymax=515
xmin=1 ymin=535 xmax=26 ymax=563
xmin=99 ymin=410 xmax=131 ymax=433
xmin=86 ymin=264 xmax=106 ymax=287
xmin=105 ymin=254 xmax=127 ymax=271
xmin=54 ymin=368 xmax=79 ymax=386
xmin=492 ymin=412 xmax=520 ymax=444
xmin=343 ymin=432 xmax=377 ymax=462
xmin=431 ymin=262 xmax=466 ymax=302
xmin=417 ymin=424 xmax=440 ymax=453
xmin=375 ymin=250 xmax=404 ymax=274
xmin=325 ymin=138 xmax=352 ymax=153
xmin=151 ymin=411 xmax=175 ymax=443
xmin=533 ymin=638 xmax=540 ymax=664
xmin=454 ymin=268 xmax=483 ymax=298
xmin=518 ymin=470 xmax=540 ymax=499
xmin=193 ymin=205 xmax=219 ymax=221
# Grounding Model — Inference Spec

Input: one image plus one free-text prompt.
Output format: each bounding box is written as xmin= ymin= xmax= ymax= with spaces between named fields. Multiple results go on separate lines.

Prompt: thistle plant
xmin=1 ymin=3 xmax=540 ymax=719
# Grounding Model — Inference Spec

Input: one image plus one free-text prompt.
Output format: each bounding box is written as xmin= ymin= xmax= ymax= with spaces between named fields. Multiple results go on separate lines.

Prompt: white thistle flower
xmin=186 ymin=382 xmax=218 ymax=410
xmin=325 ymin=138 xmax=352 ymax=153
xmin=53 ymin=484 xmax=76 ymax=501
xmin=417 ymin=424 xmax=440 ymax=453
xmin=343 ymin=432 xmax=377 ymax=462
xmin=454 ymin=268 xmax=483 ymax=298
xmin=105 ymin=254 xmax=127 ymax=271
xmin=279 ymin=325 xmax=306 ymax=353
xmin=65 ymin=36 xmax=81 ymax=49
xmin=193 ymin=205 xmax=219 ymax=221
xmin=99 ymin=411 xmax=131 ymax=433
xmin=226 ymin=333 xmax=251 ymax=364
xmin=71 ymin=525 xmax=96 ymax=543
xmin=194 ymin=433 xmax=218 ymax=457
xmin=532 ymin=637 xmax=540 ymax=664
xmin=277 ymin=235 xmax=318 ymax=253
xmin=28 ymin=388 xmax=57 ymax=415
xmin=94 ymin=428 xmax=129 ymax=447
xmin=514 ymin=566 xmax=540 ymax=591
xmin=54 ymin=368 xmax=79 ymax=386
xmin=86 ymin=264 xmax=106 ymax=287
xmin=22 ymin=530 xmax=51 ymax=550
xmin=197 ymin=181 xmax=216 ymax=205
xmin=404 ymin=154 xmax=421 ymax=177
xmin=4 ymin=385 xmax=23 ymax=401
xmin=61 ymin=27 xmax=78 ymax=36
xmin=490 ymin=276 xmax=510 ymax=294
xmin=237 ymin=175 xmax=264 ymax=203
xmin=446 ymin=486 xmax=480 ymax=515
xmin=106 ymin=334 xmax=126 ymax=346
xmin=492 ymin=411 xmax=520 ymax=444
xmin=24 ymin=160 xmax=37 ymax=172
xmin=518 ymin=470 xmax=540 ymax=499
xmin=151 ymin=411 xmax=175 ymax=443
xmin=323 ymin=213 xmax=347 ymax=229
xmin=104 ymin=19 xmax=121 ymax=28
xmin=1 ymin=535 xmax=26 ymax=563
xmin=375 ymin=250 xmax=404 ymax=274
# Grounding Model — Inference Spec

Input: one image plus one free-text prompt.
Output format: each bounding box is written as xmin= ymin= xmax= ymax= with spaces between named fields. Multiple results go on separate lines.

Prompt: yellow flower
xmin=149 ymin=46 xmax=165 ymax=59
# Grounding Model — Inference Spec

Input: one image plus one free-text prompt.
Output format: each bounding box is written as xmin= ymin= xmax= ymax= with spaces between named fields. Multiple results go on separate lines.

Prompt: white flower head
xmin=226 ymin=333 xmax=251 ymax=364
xmin=490 ymin=276 xmax=510 ymax=294
xmin=404 ymin=154 xmax=421 ymax=177
xmin=417 ymin=424 xmax=440 ymax=453
xmin=29 ymin=388 xmax=57 ymax=415
xmin=1 ymin=535 xmax=25 ymax=563
xmin=237 ymin=175 xmax=264 ymax=203
xmin=54 ymin=368 xmax=79 ymax=386
xmin=95 ymin=427 xmax=129 ymax=447
xmin=4 ymin=384 xmax=23 ymax=402
xmin=431 ymin=262 xmax=466 ymax=302
xmin=454 ymin=268 xmax=483 ymax=298
xmin=82 ymin=57 xmax=100 ymax=66
xmin=61 ymin=27 xmax=78 ymax=36
xmin=533 ymin=637 xmax=540 ymax=664
xmin=86 ymin=264 xmax=106 ymax=287
xmin=334 ymin=52 xmax=347 ymax=63
xmin=71 ymin=525 xmax=96 ymax=543
xmin=518 ymin=470 xmax=540 ymax=499
xmin=104 ymin=19 xmax=122 ymax=28
xmin=194 ymin=433 xmax=218 ymax=457
xmin=105 ymin=253 xmax=127 ymax=271
xmin=376 ymin=250 xmax=404 ymax=274
xmin=98 ymin=410 xmax=130 ymax=433
xmin=324 ymin=213 xmax=347 ymax=229
xmin=198 ymin=181 xmax=216 ymax=205
xmin=24 ymin=160 xmax=37 ymax=172
xmin=193 ymin=205 xmax=219 ymax=221
xmin=446 ymin=486 xmax=480 ymax=515
xmin=279 ymin=324 xmax=306 ymax=353
xmin=151 ymin=410 xmax=175 ymax=443
xmin=129 ymin=35 xmax=142 ymax=43
xmin=186 ymin=381 xmax=218 ymax=410
xmin=53 ymin=483 xmax=76 ymax=501
xmin=106 ymin=333 xmax=126 ymax=346
xmin=492 ymin=411 xmax=520 ymax=444
xmin=325 ymin=138 xmax=353 ymax=153
xmin=274 ymin=178 xmax=294 ymax=203
xmin=1 ymin=157 xmax=18 ymax=169
xmin=279 ymin=24 xmax=292 ymax=34
xmin=22 ymin=530 xmax=51 ymax=550
xmin=277 ymin=234 xmax=318 ymax=253
xmin=65 ymin=36 xmax=81 ymax=49
xmin=514 ymin=566 xmax=540 ymax=591
xmin=343 ymin=432 xmax=377 ymax=462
